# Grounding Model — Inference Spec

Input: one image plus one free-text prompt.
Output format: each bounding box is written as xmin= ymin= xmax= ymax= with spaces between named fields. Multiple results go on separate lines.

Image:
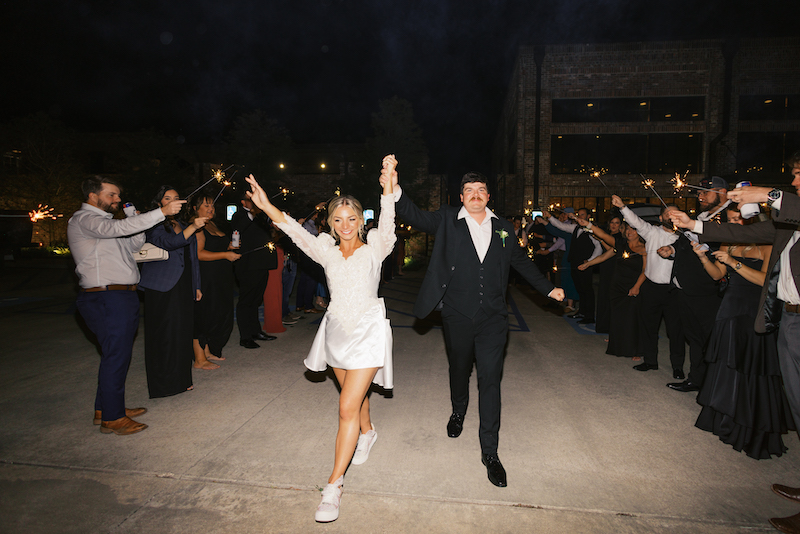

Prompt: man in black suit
xmin=231 ymin=195 xmax=278 ymax=348
xmin=383 ymin=170 xmax=564 ymax=487
xmin=656 ymin=233 xmax=721 ymax=392
xmin=670 ymin=154 xmax=800 ymax=533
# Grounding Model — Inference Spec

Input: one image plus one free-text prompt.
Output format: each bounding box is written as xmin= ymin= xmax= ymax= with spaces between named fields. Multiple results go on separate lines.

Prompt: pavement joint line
xmin=0 ymin=459 xmax=773 ymax=530
xmin=178 ymin=372 xmax=310 ymax=474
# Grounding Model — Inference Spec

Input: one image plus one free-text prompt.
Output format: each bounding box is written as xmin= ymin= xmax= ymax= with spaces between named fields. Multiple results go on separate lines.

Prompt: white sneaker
xmin=315 ymin=476 xmax=343 ymax=522
xmin=351 ymin=424 xmax=377 ymax=466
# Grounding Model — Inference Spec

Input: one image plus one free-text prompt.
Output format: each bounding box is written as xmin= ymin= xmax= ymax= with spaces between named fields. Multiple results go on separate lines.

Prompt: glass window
xmin=552 ymin=96 xmax=704 ymax=123
xmin=647 ymin=134 xmax=703 ymax=174
xmin=739 ymin=95 xmax=800 ymax=121
xmin=737 ymin=132 xmax=790 ymax=173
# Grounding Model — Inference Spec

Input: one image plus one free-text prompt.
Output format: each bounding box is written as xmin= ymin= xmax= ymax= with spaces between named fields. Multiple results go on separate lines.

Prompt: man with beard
xmin=670 ymin=153 xmax=800 ymax=533
xmin=68 ymin=176 xmax=184 ymax=435
xmin=697 ymin=176 xmax=731 ymax=223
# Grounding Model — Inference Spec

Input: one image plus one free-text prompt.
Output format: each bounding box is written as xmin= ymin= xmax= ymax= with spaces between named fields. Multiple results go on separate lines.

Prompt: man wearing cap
xmin=68 ymin=176 xmax=185 ymax=435
xmin=669 ymin=151 xmax=800 ymax=533
xmin=697 ymin=176 xmax=731 ymax=223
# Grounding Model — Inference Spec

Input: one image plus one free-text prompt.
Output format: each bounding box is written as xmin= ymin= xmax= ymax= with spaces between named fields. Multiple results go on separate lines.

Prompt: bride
xmin=244 ymin=154 xmax=397 ymax=522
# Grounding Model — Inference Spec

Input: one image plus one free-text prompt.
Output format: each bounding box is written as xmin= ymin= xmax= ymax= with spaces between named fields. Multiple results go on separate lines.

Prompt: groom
xmin=383 ymin=170 xmax=564 ymax=487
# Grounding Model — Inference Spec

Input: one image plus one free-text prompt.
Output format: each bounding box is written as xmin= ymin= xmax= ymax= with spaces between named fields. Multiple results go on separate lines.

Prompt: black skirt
xmin=144 ymin=251 xmax=194 ymax=398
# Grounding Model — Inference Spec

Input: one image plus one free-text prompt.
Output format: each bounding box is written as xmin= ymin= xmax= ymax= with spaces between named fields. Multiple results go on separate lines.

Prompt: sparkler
xmin=270 ymin=187 xmax=293 ymax=200
xmin=241 ymin=241 xmax=276 ymax=255
xmin=582 ymin=167 xmax=611 ymax=195
xmin=640 ymin=174 xmax=668 ymax=209
xmin=302 ymin=188 xmax=342 ymax=220
xmin=671 ymin=171 xmax=716 ymax=194
xmin=29 ymin=204 xmax=59 ymax=222
xmin=622 ymin=251 xmax=630 ymax=259
xmin=188 ymin=164 xmax=237 ymax=199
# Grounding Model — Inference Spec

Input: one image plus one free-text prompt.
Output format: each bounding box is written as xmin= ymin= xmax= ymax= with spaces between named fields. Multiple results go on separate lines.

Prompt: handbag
xmin=135 ymin=242 xmax=169 ymax=262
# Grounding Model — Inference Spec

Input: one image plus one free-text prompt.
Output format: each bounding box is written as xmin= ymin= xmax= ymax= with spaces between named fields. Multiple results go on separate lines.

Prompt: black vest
xmin=568 ymin=227 xmax=595 ymax=265
xmin=443 ymin=235 xmax=506 ymax=319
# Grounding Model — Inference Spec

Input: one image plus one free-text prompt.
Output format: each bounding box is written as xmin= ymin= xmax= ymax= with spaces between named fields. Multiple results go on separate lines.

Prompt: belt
xmin=786 ymin=303 xmax=800 ymax=314
xmin=81 ymin=284 xmax=138 ymax=292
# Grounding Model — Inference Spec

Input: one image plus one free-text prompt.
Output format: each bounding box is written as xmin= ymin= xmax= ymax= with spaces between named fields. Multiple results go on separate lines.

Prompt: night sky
xmin=3 ymin=0 xmax=798 ymax=174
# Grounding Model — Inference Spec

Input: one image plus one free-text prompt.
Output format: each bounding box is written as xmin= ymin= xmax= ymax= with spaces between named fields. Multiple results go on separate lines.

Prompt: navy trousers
xmin=76 ymin=290 xmax=140 ymax=421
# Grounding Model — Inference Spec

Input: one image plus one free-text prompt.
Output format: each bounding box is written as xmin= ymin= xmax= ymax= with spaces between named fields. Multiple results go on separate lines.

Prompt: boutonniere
xmin=496 ymin=229 xmax=509 ymax=247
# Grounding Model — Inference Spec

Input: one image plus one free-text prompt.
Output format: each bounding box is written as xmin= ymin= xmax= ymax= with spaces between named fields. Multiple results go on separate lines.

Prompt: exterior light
xmin=279 ymin=163 xmax=285 ymax=169
xmin=764 ymin=99 xmax=773 ymax=104
xmin=587 ymin=103 xmax=594 ymax=107
xmin=320 ymin=163 xmax=326 ymax=169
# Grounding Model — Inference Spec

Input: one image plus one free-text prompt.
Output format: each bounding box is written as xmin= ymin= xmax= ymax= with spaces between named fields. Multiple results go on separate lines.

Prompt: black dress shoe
xmin=633 ymin=362 xmax=658 ymax=371
xmin=240 ymin=339 xmax=259 ymax=349
xmin=673 ymin=368 xmax=685 ymax=380
xmin=253 ymin=332 xmax=277 ymax=341
xmin=667 ymin=380 xmax=700 ymax=392
xmin=572 ymin=313 xmax=585 ymax=320
xmin=481 ymin=454 xmax=507 ymax=487
xmin=578 ymin=318 xmax=595 ymax=324
xmin=447 ymin=413 xmax=465 ymax=438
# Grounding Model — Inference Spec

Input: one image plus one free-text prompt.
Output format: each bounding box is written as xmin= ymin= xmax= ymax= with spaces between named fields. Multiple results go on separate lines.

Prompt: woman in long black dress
xmin=689 ymin=206 xmax=794 ymax=458
xmin=577 ymin=218 xmax=647 ymax=357
xmin=189 ymin=193 xmax=241 ymax=367
xmin=139 ymin=186 xmax=206 ymax=398
xmin=594 ymin=216 xmax=622 ymax=334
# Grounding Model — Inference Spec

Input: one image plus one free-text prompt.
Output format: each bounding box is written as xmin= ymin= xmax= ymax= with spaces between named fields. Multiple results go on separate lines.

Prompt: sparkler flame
xmin=29 ymin=204 xmax=57 ymax=222
xmin=622 ymin=251 xmax=630 ymax=259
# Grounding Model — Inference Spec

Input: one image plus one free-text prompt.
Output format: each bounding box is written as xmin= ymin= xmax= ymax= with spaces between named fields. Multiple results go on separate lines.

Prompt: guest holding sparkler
xmin=574 ymin=217 xmax=647 ymax=357
xmin=139 ymin=186 xmax=206 ymax=398
xmin=231 ymin=193 xmax=278 ymax=348
xmin=542 ymin=206 xmax=602 ymax=324
xmin=69 ymin=176 xmax=186 ymax=434
xmin=675 ymin=204 xmax=792 ymax=458
xmin=578 ymin=215 xmax=623 ymax=334
xmin=188 ymin=193 xmax=241 ymax=366
xmin=245 ymin=155 xmax=398 ymax=523
xmin=611 ymin=195 xmax=685 ymax=375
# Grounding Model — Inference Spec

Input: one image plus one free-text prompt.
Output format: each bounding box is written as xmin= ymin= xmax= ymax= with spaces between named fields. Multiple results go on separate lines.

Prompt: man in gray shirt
xmin=68 ymin=176 xmax=184 ymax=435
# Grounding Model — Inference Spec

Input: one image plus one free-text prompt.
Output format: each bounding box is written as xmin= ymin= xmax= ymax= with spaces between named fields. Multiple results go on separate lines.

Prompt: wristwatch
xmin=766 ymin=188 xmax=782 ymax=207
xmin=733 ymin=262 xmax=743 ymax=271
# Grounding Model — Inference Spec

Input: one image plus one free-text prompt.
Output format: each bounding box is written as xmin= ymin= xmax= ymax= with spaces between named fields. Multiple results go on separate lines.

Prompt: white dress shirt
xmin=457 ymin=206 xmax=498 ymax=263
xmin=621 ymin=206 xmax=677 ymax=284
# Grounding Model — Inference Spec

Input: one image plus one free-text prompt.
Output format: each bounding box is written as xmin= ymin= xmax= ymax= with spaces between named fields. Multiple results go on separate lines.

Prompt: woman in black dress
xmin=594 ymin=216 xmax=622 ymax=334
xmin=577 ymin=218 xmax=647 ymax=357
xmin=139 ymin=186 xmax=206 ymax=397
xmin=690 ymin=206 xmax=794 ymax=458
xmin=189 ymin=193 xmax=241 ymax=367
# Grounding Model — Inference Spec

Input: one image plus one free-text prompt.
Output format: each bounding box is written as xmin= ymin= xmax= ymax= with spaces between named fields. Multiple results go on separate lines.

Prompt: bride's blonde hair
xmin=327 ymin=195 xmax=366 ymax=244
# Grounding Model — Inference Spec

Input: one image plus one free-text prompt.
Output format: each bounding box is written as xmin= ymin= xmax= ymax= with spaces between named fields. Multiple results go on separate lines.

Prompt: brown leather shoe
xmin=774 ymin=484 xmax=800 ymax=504
xmin=770 ymin=512 xmax=800 ymax=534
xmin=93 ymin=407 xmax=147 ymax=425
xmin=99 ymin=416 xmax=147 ymax=435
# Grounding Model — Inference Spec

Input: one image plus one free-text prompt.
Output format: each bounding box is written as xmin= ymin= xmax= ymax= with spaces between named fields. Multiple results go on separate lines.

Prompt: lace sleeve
xmin=274 ymin=213 xmax=335 ymax=267
xmin=367 ymin=194 xmax=397 ymax=261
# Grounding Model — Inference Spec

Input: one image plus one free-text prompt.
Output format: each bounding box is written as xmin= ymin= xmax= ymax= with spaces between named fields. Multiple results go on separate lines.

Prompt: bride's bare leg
xmin=359 ymin=395 xmax=371 ymax=434
xmin=329 ymin=367 xmax=377 ymax=483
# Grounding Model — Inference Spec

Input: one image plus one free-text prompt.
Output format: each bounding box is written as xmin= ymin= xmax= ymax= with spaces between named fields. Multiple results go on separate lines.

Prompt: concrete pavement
xmin=1 ymin=258 xmax=798 ymax=533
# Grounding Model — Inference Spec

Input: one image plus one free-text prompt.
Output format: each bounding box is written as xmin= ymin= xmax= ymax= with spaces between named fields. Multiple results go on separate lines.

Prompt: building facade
xmin=493 ymin=38 xmax=800 ymax=219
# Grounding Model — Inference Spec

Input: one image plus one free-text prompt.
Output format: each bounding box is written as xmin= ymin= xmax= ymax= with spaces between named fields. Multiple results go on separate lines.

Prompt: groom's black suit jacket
xmin=396 ymin=192 xmax=555 ymax=319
